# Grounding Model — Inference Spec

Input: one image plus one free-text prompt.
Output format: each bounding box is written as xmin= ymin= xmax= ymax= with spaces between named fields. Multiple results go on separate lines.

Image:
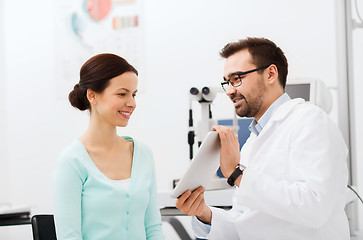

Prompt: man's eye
xmin=230 ymin=75 xmax=241 ymax=84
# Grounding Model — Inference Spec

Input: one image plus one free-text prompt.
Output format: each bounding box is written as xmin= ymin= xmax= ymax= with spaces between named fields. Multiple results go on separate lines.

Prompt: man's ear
xmin=87 ymin=89 xmax=97 ymax=105
xmin=266 ymin=64 xmax=279 ymax=85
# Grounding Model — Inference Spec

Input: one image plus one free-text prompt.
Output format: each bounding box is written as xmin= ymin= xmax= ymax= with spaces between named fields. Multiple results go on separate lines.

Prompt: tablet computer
xmin=171 ymin=131 xmax=221 ymax=198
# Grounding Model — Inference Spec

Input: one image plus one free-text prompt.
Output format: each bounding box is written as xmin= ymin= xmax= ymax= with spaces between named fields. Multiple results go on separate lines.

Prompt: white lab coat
xmin=195 ymin=98 xmax=350 ymax=240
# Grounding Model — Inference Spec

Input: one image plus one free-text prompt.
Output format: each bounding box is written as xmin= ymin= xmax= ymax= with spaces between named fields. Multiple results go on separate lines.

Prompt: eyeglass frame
xmin=221 ymin=64 xmax=271 ymax=91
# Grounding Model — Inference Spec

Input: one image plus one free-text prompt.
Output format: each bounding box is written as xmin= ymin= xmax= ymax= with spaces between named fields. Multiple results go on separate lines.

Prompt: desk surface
xmin=0 ymin=216 xmax=31 ymax=227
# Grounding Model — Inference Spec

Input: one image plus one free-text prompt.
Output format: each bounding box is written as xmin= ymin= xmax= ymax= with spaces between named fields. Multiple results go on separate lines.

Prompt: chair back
xmin=31 ymin=214 xmax=57 ymax=240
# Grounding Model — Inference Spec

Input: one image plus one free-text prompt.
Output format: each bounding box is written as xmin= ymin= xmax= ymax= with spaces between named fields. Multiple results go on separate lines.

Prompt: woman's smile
xmin=118 ymin=111 xmax=132 ymax=119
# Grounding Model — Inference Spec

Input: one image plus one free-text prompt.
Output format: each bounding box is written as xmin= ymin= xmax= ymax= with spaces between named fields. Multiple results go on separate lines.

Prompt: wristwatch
xmin=227 ymin=164 xmax=246 ymax=186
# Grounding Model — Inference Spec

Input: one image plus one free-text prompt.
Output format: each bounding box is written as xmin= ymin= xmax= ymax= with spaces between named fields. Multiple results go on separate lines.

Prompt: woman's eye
xmin=132 ymin=94 xmax=137 ymax=98
xmin=119 ymin=93 xmax=126 ymax=96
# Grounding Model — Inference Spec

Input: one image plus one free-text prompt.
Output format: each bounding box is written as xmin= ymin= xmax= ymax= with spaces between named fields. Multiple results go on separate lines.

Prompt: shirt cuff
xmin=191 ymin=216 xmax=211 ymax=239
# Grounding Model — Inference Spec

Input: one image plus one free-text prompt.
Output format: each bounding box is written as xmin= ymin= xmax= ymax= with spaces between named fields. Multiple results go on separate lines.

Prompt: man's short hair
xmin=220 ymin=37 xmax=288 ymax=89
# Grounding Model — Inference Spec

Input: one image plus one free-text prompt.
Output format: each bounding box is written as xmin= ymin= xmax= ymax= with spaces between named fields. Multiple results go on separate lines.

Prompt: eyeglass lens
xmin=221 ymin=74 xmax=242 ymax=91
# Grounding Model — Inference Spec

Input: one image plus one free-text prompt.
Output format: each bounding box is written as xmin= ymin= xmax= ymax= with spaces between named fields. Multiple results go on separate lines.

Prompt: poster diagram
xmin=54 ymin=0 xmax=144 ymax=98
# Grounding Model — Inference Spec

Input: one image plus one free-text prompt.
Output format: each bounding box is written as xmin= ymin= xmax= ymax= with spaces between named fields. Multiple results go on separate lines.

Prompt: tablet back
xmin=171 ymin=131 xmax=221 ymax=198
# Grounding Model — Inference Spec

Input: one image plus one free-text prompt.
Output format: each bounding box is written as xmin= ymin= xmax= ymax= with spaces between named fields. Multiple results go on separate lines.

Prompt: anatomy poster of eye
xmin=54 ymin=0 xmax=143 ymax=98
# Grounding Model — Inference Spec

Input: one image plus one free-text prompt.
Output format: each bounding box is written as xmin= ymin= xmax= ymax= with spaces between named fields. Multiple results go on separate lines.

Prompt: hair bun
xmin=68 ymin=83 xmax=90 ymax=111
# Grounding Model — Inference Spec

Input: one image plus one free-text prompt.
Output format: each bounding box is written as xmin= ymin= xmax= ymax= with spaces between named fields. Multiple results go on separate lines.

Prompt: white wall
xmin=0 ymin=0 xmax=362 ymax=239
xmin=4 ymin=0 xmax=56 ymax=211
xmin=0 ymin=0 xmax=9 ymax=203
xmin=352 ymin=5 xmax=363 ymax=232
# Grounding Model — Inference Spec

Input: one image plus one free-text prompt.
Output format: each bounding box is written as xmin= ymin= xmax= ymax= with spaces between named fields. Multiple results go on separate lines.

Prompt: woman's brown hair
xmin=68 ymin=53 xmax=138 ymax=111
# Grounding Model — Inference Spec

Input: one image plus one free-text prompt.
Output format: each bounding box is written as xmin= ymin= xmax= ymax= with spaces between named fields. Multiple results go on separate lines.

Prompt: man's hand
xmin=212 ymin=125 xmax=240 ymax=179
xmin=175 ymin=186 xmax=212 ymax=224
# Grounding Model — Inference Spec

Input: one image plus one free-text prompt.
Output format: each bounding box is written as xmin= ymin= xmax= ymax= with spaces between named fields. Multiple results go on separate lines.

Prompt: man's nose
xmin=226 ymin=85 xmax=237 ymax=98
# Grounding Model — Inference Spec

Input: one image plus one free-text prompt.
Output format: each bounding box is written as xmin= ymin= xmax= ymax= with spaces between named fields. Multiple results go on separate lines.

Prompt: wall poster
xmin=54 ymin=0 xmax=144 ymax=98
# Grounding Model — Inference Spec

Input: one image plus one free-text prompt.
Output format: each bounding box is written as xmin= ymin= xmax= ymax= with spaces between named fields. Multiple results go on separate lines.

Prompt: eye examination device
xmin=175 ymin=86 xmax=239 ymax=191
xmin=188 ymin=86 xmax=239 ymax=160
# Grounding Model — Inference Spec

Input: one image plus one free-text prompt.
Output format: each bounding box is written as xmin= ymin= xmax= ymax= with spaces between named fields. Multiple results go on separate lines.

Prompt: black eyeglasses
xmin=221 ymin=65 xmax=271 ymax=91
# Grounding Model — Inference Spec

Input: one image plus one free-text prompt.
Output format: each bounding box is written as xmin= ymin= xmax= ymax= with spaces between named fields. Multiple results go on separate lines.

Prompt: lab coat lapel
xmin=245 ymin=98 xmax=305 ymax=166
xmin=267 ymin=98 xmax=305 ymax=123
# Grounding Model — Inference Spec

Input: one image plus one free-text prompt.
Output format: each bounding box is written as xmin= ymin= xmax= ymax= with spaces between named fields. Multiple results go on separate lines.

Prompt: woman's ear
xmin=87 ymin=89 xmax=97 ymax=105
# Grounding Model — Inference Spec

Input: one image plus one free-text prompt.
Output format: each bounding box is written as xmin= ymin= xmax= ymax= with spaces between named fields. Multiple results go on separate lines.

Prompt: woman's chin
xmin=116 ymin=121 xmax=129 ymax=128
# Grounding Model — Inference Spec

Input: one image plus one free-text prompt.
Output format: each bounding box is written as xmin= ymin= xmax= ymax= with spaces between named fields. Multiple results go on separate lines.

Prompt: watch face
xmin=239 ymin=164 xmax=246 ymax=170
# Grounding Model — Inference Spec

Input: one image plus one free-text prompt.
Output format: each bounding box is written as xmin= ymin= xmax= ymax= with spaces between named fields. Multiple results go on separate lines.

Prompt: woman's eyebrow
xmin=117 ymin=88 xmax=130 ymax=92
xmin=116 ymin=88 xmax=138 ymax=93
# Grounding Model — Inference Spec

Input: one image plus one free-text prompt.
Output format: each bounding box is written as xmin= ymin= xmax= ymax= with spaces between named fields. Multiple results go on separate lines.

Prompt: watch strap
xmin=227 ymin=164 xmax=244 ymax=186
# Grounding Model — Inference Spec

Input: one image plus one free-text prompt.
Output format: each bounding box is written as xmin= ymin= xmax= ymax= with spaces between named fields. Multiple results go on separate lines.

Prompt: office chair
xmin=31 ymin=214 xmax=57 ymax=240
xmin=162 ymin=216 xmax=192 ymax=240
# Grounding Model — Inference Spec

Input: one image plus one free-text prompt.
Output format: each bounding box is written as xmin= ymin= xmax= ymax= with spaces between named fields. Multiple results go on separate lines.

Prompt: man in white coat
xmin=175 ymin=37 xmax=350 ymax=240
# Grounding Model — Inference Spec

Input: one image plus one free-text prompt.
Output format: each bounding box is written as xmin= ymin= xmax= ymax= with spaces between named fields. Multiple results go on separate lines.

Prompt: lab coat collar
xmin=269 ymin=98 xmax=305 ymax=122
xmin=244 ymin=98 xmax=306 ymax=166
xmin=249 ymin=93 xmax=291 ymax=136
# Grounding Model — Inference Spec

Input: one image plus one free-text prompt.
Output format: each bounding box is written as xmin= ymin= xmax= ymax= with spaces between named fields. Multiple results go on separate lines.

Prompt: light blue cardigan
xmin=53 ymin=137 xmax=164 ymax=240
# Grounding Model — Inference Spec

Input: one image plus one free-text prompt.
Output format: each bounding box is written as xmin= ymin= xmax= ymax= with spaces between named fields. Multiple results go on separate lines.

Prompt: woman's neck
xmin=80 ymin=116 xmax=121 ymax=151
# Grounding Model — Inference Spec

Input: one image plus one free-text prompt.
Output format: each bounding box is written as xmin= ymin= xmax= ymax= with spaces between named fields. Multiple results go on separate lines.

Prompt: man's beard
xmin=230 ymin=75 xmax=266 ymax=118
xmin=232 ymin=92 xmax=264 ymax=118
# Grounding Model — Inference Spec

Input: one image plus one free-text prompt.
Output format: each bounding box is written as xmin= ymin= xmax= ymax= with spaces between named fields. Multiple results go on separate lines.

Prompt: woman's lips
xmin=118 ymin=111 xmax=131 ymax=119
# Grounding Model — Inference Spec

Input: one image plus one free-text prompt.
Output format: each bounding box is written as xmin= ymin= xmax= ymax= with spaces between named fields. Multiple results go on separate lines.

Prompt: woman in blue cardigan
xmin=53 ymin=53 xmax=164 ymax=240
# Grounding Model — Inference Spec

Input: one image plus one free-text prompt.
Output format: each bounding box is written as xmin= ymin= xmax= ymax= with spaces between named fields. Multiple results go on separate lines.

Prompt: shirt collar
xmin=249 ymin=93 xmax=291 ymax=136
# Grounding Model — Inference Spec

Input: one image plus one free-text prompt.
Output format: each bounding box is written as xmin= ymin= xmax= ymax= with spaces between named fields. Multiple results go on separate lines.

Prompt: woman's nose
xmin=127 ymin=97 xmax=136 ymax=108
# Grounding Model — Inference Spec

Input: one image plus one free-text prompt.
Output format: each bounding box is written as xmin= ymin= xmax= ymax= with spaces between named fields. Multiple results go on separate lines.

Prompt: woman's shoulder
xmin=124 ymin=137 xmax=155 ymax=168
xmin=135 ymin=140 xmax=153 ymax=155
xmin=122 ymin=136 xmax=153 ymax=155
xmin=57 ymin=139 xmax=87 ymax=166
xmin=54 ymin=140 xmax=89 ymax=182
